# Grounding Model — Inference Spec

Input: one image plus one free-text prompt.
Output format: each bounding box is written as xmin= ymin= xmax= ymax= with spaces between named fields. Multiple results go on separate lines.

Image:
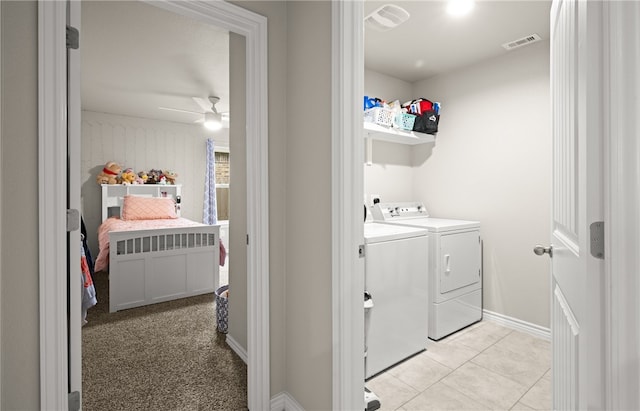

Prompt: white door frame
xmin=331 ymin=2 xmax=365 ymax=410
xmin=38 ymin=1 xmax=270 ymax=410
xmin=603 ymin=1 xmax=640 ymax=409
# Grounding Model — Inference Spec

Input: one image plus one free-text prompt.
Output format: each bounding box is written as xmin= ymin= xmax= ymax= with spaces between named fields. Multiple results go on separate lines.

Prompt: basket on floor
xmin=215 ymin=285 xmax=229 ymax=333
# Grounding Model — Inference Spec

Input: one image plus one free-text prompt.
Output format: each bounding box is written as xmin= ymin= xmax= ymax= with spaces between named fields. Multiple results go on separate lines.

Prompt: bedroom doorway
xmin=39 ymin=1 xmax=270 ymax=409
xmin=78 ymin=1 xmax=252 ymax=408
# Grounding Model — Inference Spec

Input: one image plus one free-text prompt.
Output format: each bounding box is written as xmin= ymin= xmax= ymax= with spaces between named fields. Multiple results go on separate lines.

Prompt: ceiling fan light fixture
xmin=204 ymin=112 xmax=222 ymax=131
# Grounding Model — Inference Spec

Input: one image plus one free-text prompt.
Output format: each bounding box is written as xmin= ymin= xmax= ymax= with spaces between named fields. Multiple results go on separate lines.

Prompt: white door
xmin=546 ymin=0 xmax=605 ymax=408
xmin=68 ymin=0 xmax=83 ymax=406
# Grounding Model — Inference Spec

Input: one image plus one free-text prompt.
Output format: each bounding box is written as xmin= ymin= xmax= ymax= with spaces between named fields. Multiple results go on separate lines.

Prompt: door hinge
xmin=359 ymin=244 xmax=365 ymax=258
xmin=68 ymin=391 xmax=80 ymax=411
xmin=67 ymin=209 xmax=80 ymax=232
xmin=590 ymin=221 xmax=604 ymax=259
xmin=246 ymin=234 xmax=249 ymax=245
xmin=66 ymin=25 xmax=79 ymax=49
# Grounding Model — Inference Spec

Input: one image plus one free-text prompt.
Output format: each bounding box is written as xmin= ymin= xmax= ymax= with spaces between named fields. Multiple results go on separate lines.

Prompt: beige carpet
xmin=82 ymin=272 xmax=247 ymax=410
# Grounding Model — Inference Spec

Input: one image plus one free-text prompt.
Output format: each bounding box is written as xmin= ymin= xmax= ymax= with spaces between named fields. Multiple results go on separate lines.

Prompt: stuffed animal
xmin=96 ymin=161 xmax=122 ymax=185
xmin=137 ymin=171 xmax=148 ymax=184
xmin=146 ymin=169 xmax=163 ymax=184
xmin=133 ymin=174 xmax=145 ymax=185
xmin=120 ymin=168 xmax=137 ymax=185
xmin=163 ymin=170 xmax=178 ymax=185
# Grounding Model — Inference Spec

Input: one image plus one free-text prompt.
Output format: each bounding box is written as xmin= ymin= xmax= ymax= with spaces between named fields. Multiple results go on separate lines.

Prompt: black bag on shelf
xmin=412 ymin=110 xmax=440 ymax=135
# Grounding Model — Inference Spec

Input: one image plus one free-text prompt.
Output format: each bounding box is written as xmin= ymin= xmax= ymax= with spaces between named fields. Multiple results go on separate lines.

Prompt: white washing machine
xmin=372 ymin=202 xmax=482 ymax=340
xmin=364 ymin=222 xmax=429 ymax=379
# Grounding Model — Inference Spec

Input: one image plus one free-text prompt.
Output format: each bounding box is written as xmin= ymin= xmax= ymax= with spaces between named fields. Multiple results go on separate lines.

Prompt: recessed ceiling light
xmin=447 ymin=0 xmax=475 ymax=17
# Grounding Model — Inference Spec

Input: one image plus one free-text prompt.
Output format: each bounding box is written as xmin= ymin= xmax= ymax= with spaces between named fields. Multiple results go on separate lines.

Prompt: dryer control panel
xmin=372 ymin=202 xmax=429 ymax=221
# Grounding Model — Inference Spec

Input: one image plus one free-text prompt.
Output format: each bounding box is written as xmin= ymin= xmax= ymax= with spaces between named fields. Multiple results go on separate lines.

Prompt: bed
xmin=96 ymin=184 xmax=220 ymax=313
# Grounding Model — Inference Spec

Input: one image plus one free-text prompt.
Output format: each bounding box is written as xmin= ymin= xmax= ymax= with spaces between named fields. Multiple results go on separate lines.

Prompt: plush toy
xmin=120 ymin=168 xmax=137 ymax=185
xmin=158 ymin=175 xmax=167 ymax=185
xmin=96 ymin=161 xmax=122 ymax=185
xmin=137 ymin=171 xmax=148 ymax=184
xmin=163 ymin=170 xmax=178 ymax=185
xmin=146 ymin=169 xmax=163 ymax=184
xmin=133 ymin=174 xmax=144 ymax=185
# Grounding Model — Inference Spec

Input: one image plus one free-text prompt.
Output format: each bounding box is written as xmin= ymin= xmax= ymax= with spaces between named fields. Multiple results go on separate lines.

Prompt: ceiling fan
xmin=159 ymin=96 xmax=229 ymax=130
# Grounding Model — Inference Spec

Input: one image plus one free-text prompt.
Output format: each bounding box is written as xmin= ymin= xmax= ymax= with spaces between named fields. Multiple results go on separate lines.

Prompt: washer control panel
xmin=372 ymin=202 xmax=429 ymax=220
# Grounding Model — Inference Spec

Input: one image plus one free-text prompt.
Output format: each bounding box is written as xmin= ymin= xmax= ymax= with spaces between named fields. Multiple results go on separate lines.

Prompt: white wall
xmin=80 ymin=110 xmax=228 ymax=255
xmin=285 ymin=2 xmax=333 ymax=409
xmin=1 ymin=2 xmax=40 ymax=409
xmin=228 ymin=0 xmax=288 ymax=398
xmin=364 ymin=70 xmax=414 ymax=206
xmin=227 ymin=31 xmax=248 ymax=356
xmin=412 ymin=41 xmax=551 ymax=327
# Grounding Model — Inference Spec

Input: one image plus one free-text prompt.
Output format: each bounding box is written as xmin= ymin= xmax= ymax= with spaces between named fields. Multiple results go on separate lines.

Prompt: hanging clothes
xmin=81 ymin=235 xmax=97 ymax=325
xmin=81 ymin=217 xmax=95 ymax=278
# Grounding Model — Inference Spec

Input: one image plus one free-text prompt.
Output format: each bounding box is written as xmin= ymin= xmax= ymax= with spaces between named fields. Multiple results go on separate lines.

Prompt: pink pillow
xmin=121 ymin=195 xmax=178 ymax=220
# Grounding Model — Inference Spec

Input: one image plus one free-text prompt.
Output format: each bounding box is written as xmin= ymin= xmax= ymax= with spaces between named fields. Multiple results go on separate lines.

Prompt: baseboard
xmin=483 ymin=309 xmax=551 ymax=340
xmin=271 ymin=391 xmax=305 ymax=411
xmin=225 ymin=334 xmax=248 ymax=364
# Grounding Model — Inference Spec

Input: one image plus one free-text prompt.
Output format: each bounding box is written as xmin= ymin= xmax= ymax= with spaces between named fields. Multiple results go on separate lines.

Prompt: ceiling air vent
xmin=502 ymin=33 xmax=542 ymax=51
xmin=365 ymin=4 xmax=410 ymax=32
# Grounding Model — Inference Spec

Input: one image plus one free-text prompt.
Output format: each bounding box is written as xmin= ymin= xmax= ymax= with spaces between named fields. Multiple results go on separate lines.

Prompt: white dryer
xmin=364 ymin=222 xmax=428 ymax=379
xmin=372 ymin=202 xmax=482 ymax=340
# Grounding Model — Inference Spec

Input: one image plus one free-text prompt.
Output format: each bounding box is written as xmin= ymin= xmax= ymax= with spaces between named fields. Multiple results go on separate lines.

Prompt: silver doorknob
xmin=533 ymin=245 xmax=553 ymax=257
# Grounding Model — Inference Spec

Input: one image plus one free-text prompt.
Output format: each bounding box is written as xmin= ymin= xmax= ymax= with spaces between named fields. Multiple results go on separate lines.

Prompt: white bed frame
xmin=101 ymin=184 xmax=219 ymax=313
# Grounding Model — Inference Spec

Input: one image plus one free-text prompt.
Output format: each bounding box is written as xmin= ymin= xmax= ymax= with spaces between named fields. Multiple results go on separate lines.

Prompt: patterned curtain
xmin=203 ymin=138 xmax=217 ymax=225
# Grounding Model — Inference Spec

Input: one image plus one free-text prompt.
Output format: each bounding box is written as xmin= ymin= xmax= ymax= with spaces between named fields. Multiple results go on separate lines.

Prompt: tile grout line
xmin=508 ymin=368 xmax=552 ymax=410
xmin=396 ymin=328 xmax=516 ymax=410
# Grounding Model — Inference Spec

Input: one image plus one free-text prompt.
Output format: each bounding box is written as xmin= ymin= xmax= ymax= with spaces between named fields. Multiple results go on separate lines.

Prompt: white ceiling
xmin=81 ymin=1 xmax=229 ymax=126
xmin=365 ymin=0 xmax=551 ymax=82
xmin=81 ymin=1 xmax=550 ymax=125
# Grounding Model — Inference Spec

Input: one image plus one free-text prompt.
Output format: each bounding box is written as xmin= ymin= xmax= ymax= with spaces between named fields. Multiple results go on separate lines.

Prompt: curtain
xmin=203 ymin=138 xmax=218 ymax=225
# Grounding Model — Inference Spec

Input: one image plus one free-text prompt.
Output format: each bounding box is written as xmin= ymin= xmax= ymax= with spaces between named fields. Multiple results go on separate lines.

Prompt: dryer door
xmin=439 ymin=230 xmax=481 ymax=294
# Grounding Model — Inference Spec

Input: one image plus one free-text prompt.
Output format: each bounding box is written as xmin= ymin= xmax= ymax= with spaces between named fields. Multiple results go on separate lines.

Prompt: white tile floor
xmin=366 ymin=321 xmax=551 ymax=411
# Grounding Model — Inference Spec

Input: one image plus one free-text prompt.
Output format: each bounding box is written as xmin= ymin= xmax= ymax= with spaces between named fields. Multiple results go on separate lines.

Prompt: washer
xmin=372 ymin=202 xmax=482 ymax=340
xmin=364 ymin=222 xmax=428 ymax=379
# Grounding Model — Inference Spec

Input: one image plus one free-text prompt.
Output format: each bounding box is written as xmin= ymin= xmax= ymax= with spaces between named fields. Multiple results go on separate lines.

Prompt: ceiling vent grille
xmin=502 ymin=33 xmax=542 ymax=51
xmin=365 ymin=4 xmax=410 ymax=32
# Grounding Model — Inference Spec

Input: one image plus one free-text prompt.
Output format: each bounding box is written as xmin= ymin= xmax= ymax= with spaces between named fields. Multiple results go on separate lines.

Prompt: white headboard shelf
xmin=101 ymin=184 xmax=182 ymax=221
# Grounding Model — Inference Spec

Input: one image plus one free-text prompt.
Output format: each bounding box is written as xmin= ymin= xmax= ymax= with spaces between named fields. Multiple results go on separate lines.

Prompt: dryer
xmin=364 ymin=222 xmax=428 ymax=378
xmin=372 ymin=202 xmax=482 ymax=340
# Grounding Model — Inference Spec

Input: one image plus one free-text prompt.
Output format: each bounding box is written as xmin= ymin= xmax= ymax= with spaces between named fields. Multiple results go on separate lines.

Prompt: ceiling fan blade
xmin=159 ymin=106 xmax=202 ymax=115
xmin=192 ymin=97 xmax=213 ymax=113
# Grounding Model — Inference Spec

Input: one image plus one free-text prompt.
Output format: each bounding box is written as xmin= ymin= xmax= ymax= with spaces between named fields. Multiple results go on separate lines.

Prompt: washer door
xmin=439 ymin=231 xmax=481 ymax=294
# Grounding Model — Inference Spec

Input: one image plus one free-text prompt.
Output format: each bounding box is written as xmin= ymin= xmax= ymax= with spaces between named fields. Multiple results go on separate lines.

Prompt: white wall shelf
xmin=364 ymin=122 xmax=435 ymax=145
